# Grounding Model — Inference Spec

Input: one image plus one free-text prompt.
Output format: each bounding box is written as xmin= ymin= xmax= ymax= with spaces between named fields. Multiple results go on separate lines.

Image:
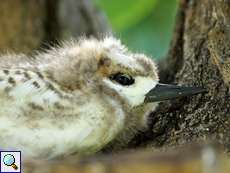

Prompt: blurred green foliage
xmin=94 ymin=0 xmax=178 ymax=60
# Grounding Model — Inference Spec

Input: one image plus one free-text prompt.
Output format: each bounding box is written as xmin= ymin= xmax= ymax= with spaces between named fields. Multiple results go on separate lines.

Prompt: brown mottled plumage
xmin=0 ymin=36 xmax=205 ymax=159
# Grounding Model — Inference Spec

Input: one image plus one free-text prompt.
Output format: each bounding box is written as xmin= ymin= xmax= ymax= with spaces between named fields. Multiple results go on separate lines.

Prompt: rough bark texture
xmin=137 ymin=0 xmax=230 ymax=156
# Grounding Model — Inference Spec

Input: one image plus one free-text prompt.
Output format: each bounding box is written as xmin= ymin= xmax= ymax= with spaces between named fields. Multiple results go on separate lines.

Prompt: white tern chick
xmin=0 ymin=36 xmax=205 ymax=159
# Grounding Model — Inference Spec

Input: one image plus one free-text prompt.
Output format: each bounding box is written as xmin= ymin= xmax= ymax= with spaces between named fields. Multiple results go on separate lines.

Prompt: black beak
xmin=144 ymin=83 xmax=206 ymax=103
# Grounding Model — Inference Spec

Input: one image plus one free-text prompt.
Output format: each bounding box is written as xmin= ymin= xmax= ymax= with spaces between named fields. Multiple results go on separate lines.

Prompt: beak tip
xmin=197 ymin=87 xmax=207 ymax=93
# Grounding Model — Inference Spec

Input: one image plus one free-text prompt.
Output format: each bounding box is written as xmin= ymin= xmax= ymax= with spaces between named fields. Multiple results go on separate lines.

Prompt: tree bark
xmin=0 ymin=0 xmax=109 ymax=54
xmin=135 ymin=0 xmax=230 ymax=156
xmin=0 ymin=0 xmax=46 ymax=54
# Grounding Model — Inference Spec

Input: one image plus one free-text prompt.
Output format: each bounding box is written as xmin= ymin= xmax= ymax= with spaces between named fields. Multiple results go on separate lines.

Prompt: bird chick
xmin=0 ymin=36 xmax=205 ymax=159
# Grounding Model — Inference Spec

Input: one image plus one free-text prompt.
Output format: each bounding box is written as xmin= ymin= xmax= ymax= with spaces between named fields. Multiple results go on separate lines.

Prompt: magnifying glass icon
xmin=3 ymin=154 xmax=18 ymax=170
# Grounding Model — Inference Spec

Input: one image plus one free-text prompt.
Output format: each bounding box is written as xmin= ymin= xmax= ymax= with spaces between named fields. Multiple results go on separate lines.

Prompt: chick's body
xmin=0 ymin=37 xmax=159 ymax=159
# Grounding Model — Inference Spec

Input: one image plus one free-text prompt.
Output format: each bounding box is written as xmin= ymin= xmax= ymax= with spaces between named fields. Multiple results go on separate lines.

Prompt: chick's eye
xmin=110 ymin=73 xmax=134 ymax=86
xmin=116 ymin=76 xmax=129 ymax=85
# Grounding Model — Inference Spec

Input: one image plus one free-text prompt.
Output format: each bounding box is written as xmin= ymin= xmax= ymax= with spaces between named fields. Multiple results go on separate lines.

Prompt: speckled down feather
xmin=0 ymin=36 xmax=159 ymax=159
